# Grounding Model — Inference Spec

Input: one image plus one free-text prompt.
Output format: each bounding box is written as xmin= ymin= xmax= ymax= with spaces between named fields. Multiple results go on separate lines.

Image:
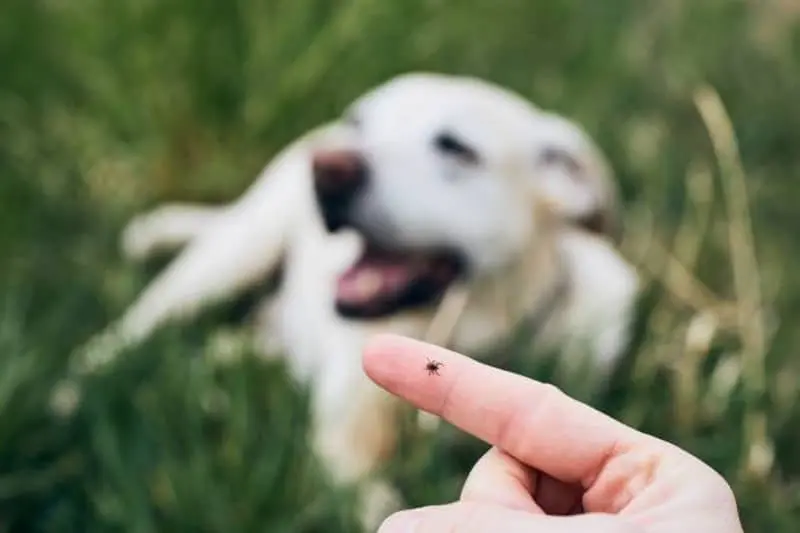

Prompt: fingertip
xmin=362 ymin=334 xmax=460 ymax=404
xmin=362 ymin=333 xmax=410 ymax=383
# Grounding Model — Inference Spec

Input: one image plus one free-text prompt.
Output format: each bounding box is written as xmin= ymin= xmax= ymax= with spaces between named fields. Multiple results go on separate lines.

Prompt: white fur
xmin=74 ymin=72 xmax=640 ymax=530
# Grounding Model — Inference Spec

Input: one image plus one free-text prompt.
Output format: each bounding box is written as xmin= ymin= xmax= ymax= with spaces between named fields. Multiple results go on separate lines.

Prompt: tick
xmin=425 ymin=358 xmax=444 ymax=376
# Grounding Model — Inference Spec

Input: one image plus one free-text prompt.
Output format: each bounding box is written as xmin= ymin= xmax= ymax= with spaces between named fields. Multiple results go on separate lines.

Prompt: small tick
xmin=425 ymin=358 xmax=444 ymax=376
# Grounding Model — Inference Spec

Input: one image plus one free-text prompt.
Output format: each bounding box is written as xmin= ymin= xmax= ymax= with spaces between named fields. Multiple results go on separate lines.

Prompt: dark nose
xmin=311 ymin=149 xmax=368 ymax=232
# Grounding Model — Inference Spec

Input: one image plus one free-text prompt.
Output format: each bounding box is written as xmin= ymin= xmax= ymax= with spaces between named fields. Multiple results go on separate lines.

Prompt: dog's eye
xmin=538 ymin=146 xmax=582 ymax=175
xmin=434 ymin=132 xmax=480 ymax=164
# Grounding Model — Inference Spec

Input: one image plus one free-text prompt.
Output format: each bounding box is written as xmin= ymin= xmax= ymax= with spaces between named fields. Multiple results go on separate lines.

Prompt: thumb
xmin=377 ymin=502 xmax=640 ymax=533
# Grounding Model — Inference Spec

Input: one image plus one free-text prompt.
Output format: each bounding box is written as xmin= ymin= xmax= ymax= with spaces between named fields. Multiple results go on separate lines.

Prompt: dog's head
xmin=311 ymin=72 xmax=618 ymax=319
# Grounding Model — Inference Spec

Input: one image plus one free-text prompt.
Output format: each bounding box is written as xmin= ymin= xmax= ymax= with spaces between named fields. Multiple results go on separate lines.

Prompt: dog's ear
xmin=531 ymin=113 xmax=620 ymax=241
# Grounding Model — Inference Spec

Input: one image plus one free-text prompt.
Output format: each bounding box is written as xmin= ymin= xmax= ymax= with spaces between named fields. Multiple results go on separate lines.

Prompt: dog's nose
xmin=312 ymin=149 xmax=367 ymax=231
xmin=312 ymin=149 xmax=367 ymax=196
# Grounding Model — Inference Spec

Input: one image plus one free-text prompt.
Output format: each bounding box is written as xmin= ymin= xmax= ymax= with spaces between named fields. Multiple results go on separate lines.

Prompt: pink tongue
xmin=336 ymin=262 xmax=416 ymax=305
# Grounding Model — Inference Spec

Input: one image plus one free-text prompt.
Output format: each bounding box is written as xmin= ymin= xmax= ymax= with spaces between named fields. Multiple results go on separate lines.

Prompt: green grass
xmin=1 ymin=0 xmax=800 ymax=531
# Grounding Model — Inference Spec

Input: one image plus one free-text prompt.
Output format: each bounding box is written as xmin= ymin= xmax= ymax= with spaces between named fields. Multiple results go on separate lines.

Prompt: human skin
xmin=362 ymin=334 xmax=745 ymax=533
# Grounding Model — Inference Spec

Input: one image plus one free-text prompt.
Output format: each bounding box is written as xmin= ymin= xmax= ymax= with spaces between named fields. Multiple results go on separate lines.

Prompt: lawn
xmin=1 ymin=0 xmax=799 ymax=531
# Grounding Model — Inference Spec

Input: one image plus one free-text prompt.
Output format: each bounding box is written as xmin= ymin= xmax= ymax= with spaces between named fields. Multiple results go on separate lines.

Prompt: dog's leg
xmin=311 ymin=347 xmax=404 ymax=531
xmin=117 ymin=187 xmax=305 ymax=347
xmin=263 ymin=230 xmax=405 ymax=529
xmin=550 ymin=230 xmax=640 ymax=399
xmin=99 ymin=122 xmax=351 ymax=351
xmin=75 ymin=121 xmax=353 ymax=369
xmin=76 ymin=207 xmax=290 ymax=373
xmin=121 ymin=203 xmax=226 ymax=262
xmin=285 ymin=307 xmax=421 ymax=532
xmin=73 ymin=140 xmax=316 ymax=374
xmin=313 ymin=393 xmax=403 ymax=531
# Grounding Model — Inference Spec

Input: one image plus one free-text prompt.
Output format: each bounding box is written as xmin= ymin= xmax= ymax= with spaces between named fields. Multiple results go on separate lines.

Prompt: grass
xmin=1 ymin=0 xmax=800 ymax=531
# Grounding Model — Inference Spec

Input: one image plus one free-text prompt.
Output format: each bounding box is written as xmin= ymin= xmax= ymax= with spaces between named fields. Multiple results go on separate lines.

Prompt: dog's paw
xmin=358 ymin=480 xmax=404 ymax=533
xmin=51 ymin=329 xmax=128 ymax=419
xmin=70 ymin=327 xmax=129 ymax=376
xmin=416 ymin=410 xmax=442 ymax=433
xmin=120 ymin=214 xmax=160 ymax=262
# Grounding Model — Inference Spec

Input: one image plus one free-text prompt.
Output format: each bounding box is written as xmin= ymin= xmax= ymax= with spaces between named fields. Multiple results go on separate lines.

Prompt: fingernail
xmin=378 ymin=510 xmax=422 ymax=533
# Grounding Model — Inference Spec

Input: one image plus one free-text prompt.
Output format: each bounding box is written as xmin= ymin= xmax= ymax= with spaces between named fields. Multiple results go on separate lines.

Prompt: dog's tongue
xmin=336 ymin=255 xmax=417 ymax=307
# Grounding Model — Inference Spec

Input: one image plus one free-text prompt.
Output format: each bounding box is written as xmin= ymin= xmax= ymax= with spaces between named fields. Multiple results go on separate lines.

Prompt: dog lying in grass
xmin=74 ymin=72 xmax=640 ymax=530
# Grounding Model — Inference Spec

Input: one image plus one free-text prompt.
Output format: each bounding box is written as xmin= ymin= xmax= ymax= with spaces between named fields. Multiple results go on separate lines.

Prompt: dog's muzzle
xmin=309 ymin=148 xmax=465 ymax=319
xmin=311 ymin=149 xmax=367 ymax=232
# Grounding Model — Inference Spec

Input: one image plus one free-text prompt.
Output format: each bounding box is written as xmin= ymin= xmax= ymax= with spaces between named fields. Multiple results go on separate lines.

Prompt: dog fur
xmin=75 ymin=72 xmax=640 ymax=530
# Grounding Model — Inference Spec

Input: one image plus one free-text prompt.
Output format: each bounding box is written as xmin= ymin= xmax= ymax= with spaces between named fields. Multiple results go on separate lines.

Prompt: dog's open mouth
xmin=335 ymin=243 xmax=465 ymax=318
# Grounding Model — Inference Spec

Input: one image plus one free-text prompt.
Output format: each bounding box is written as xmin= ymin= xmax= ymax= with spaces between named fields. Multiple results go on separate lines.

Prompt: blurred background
xmin=1 ymin=0 xmax=799 ymax=531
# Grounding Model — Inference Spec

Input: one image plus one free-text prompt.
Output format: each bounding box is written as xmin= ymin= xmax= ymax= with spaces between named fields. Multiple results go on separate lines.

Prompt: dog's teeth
xmin=355 ymin=270 xmax=383 ymax=297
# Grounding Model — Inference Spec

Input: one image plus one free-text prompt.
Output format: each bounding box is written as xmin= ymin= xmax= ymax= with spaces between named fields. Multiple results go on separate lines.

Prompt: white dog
xmin=74 ymin=73 xmax=640 ymax=530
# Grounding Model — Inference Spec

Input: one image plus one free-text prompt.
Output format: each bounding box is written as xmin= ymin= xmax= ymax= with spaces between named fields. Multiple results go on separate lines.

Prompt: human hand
xmin=363 ymin=334 xmax=744 ymax=533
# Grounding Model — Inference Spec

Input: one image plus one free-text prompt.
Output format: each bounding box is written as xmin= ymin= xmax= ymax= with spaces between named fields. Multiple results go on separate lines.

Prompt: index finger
xmin=362 ymin=334 xmax=646 ymax=488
